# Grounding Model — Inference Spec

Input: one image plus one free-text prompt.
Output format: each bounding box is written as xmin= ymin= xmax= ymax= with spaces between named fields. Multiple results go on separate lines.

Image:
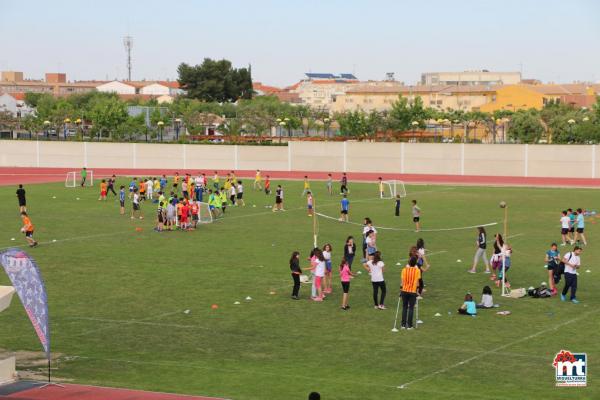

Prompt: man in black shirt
xmin=16 ymin=184 xmax=26 ymax=212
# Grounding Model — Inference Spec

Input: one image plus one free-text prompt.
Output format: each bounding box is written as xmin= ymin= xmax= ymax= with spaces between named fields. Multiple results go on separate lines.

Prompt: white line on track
xmin=396 ymin=309 xmax=599 ymax=389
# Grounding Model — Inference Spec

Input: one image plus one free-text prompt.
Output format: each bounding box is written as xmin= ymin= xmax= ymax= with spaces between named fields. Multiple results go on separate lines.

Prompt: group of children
xmin=560 ymin=208 xmax=588 ymax=247
xmin=288 ymin=216 xmax=435 ymax=328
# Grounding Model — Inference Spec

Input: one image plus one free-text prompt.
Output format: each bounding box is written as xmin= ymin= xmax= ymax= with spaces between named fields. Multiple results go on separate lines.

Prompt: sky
xmin=1 ymin=0 xmax=599 ymax=87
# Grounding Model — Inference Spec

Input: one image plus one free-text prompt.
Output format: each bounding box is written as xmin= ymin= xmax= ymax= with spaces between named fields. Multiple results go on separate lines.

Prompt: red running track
xmin=0 ymin=167 xmax=598 ymax=188
xmin=2 ymin=383 xmax=226 ymax=400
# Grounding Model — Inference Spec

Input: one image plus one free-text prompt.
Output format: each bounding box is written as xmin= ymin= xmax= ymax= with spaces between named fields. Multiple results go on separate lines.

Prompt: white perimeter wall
xmin=0 ymin=140 xmax=598 ymax=178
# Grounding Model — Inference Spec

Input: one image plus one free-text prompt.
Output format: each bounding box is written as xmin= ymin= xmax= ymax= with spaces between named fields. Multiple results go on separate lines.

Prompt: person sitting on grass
xmin=476 ymin=286 xmax=497 ymax=308
xmin=458 ymin=293 xmax=477 ymax=316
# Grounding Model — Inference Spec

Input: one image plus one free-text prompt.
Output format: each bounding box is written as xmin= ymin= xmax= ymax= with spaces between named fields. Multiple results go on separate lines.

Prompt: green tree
xmin=88 ymin=96 xmax=128 ymax=139
xmin=335 ymin=110 xmax=369 ymax=138
xmin=387 ymin=95 xmax=431 ymax=131
xmin=177 ymin=58 xmax=253 ymax=102
xmin=508 ymin=110 xmax=545 ymax=143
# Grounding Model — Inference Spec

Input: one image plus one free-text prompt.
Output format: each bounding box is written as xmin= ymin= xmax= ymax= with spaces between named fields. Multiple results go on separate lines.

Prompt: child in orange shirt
xmin=99 ymin=179 xmax=107 ymax=201
xmin=20 ymin=212 xmax=38 ymax=247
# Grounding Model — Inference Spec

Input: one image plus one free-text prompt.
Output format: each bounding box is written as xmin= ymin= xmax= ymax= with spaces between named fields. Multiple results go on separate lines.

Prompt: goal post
xmin=198 ymin=202 xmax=214 ymax=224
xmin=381 ymin=180 xmax=406 ymax=199
xmin=65 ymin=170 xmax=94 ymax=187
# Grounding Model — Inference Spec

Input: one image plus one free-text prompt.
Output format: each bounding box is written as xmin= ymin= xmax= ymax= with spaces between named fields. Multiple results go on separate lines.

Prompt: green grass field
xmin=0 ymin=178 xmax=598 ymax=400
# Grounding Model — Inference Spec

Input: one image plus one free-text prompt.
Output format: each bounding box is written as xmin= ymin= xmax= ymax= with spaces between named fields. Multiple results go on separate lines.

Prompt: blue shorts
xmin=209 ymin=205 xmax=215 ymax=210
xmin=325 ymin=260 xmax=332 ymax=271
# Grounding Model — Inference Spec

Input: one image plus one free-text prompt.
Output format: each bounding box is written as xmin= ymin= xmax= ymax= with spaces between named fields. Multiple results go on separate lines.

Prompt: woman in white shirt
xmin=364 ymin=251 xmax=386 ymax=309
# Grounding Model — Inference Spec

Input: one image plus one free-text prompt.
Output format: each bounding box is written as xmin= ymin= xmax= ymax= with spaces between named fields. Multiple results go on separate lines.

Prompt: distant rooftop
xmin=305 ymin=73 xmax=358 ymax=80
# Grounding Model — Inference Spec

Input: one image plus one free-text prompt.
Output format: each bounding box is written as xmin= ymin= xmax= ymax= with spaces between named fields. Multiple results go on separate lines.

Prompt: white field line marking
xmin=413 ymin=345 xmax=548 ymax=361
xmin=0 ymin=230 xmax=134 ymax=251
xmin=316 ymin=212 xmax=497 ymax=232
xmin=64 ymin=310 xmax=184 ymax=337
xmin=65 ymin=354 xmax=511 ymax=399
xmin=396 ymin=309 xmax=599 ymax=389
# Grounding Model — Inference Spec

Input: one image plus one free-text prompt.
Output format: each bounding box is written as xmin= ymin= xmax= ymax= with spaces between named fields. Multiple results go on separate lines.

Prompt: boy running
xmin=395 ymin=195 xmax=401 ymax=217
xmin=411 ymin=200 xmax=421 ymax=232
xmin=326 ymin=173 xmax=333 ymax=195
xmin=160 ymin=175 xmax=167 ymax=192
xmin=340 ymin=194 xmax=350 ymax=222
xmin=80 ymin=167 xmax=87 ymax=187
xmin=107 ymin=175 xmax=117 ymax=196
xmin=220 ymin=188 xmax=228 ymax=214
xmin=212 ymin=171 xmax=220 ymax=190
xmin=340 ymin=173 xmax=348 ymax=195
xmin=20 ymin=212 xmax=38 ymax=247
xmin=236 ymin=180 xmax=245 ymax=206
xmin=378 ymin=177 xmax=384 ymax=198
xmin=146 ymin=177 xmax=153 ymax=200
xmin=254 ymin=169 xmax=262 ymax=190
xmin=264 ymin=175 xmax=271 ymax=195
xmin=301 ymin=176 xmax=310 ymax=197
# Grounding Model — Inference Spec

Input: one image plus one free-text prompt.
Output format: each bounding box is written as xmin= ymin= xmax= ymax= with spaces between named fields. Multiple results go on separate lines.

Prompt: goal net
xmin=381 ymin=180 xmax=406 ymax=199
xmin=65 ymin=170 xmax=94 ymax=187
xmin=198 ymin=202 xmax=214 ymax=224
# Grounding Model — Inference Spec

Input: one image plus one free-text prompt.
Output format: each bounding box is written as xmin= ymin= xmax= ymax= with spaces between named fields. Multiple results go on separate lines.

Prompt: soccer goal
xmin=381 ymin=180 xmax=406 ymax=199
xmin=65 ymin=170 xmax=94 ymax=187
xmin=198 ymin=202 xmax=214 ymax=224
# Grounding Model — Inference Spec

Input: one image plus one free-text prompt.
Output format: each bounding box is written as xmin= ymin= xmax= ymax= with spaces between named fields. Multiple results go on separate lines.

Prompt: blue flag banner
xmin=0 ymin=248 xmax=50 ymax=359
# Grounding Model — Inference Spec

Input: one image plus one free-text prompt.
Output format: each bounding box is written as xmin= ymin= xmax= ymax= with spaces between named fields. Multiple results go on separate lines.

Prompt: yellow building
xmin=480 ymin=84 xmax=599 ymax=112
xmin=331 ymin=85 xmax=496 ymax=113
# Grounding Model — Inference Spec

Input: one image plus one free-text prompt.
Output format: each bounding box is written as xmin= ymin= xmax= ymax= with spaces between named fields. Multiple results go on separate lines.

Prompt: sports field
xmin=0 ymin=177 xmax=598 ymax=400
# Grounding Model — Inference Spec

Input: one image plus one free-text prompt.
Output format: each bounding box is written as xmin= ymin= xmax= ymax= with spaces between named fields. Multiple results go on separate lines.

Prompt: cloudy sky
xmin=1 ymin=0 xmax=598 ymax=86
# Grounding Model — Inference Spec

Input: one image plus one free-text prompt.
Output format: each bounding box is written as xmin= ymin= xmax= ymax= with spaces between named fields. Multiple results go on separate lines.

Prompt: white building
xmin=96 ymin=81 xmax=137 ymax=95
xmin=421 ymin=71 xmax=521 ymax=86
xmin=140 ymin=82 xmax=183 ymax=96
xmin=0 ymin=93 xmax=34 ymax=117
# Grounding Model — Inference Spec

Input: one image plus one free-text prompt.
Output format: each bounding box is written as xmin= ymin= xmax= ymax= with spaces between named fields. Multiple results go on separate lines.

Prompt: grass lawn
xmin=0 ymin=178 xmax=598 ymax=400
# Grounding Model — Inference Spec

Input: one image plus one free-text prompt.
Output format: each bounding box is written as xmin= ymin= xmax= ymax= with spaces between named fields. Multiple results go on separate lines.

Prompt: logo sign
xmin=553 ymin=350 xmax=587 ymax=387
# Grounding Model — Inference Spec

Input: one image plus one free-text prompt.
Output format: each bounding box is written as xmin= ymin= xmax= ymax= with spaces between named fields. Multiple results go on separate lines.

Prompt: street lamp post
xmin=567 ymin=119 xmax=575 ymax=143
xmin=174 ymin=118 xmax=181 ymax=141
xmin=411 ymin=121 xmax=419 ymax=142
xmin=324 ymin=117 xmax=330 ymax=138
xmin=43 ymin=120 xmax=50 ymax=139
xmin=279 ymin=121 xmax=286 ymax=142
xmin=63 ymin=118 xmax=71 ymax=140
xmin=157 ymin=120 xmax=164 ymax=142
xmin=284 ymin=117 xmax=291 ymax=137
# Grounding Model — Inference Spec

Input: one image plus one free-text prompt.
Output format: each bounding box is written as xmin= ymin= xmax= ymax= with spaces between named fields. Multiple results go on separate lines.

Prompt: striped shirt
xmin=401 ymin=266 xmax=421 ymax=293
